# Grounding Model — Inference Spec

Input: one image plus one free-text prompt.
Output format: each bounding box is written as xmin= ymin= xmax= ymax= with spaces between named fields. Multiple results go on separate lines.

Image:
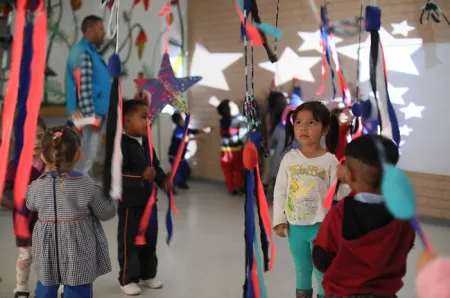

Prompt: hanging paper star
xmin=399 ymin=124 xmax=413 ymax=136
xmin=400 ymin=102 xmax=425 ymax=120
xmin=133 ymin=0 xmax=150 ymax=11
xmin=134 ymin=53 xmax=202 ymax=121
xmin=391 ymin=21 xmax=415 ymax=37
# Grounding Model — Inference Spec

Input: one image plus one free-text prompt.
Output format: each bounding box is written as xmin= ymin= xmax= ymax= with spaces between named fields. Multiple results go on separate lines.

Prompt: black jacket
xmin=121 ymin=134 xmax=167 ymax=207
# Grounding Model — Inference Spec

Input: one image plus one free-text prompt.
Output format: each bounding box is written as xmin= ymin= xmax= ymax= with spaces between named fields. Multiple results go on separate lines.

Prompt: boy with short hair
xmin=313 ymin=135 xmax=415 ymax=298
xmin=118 ymin=99 xmax=171 ymax=296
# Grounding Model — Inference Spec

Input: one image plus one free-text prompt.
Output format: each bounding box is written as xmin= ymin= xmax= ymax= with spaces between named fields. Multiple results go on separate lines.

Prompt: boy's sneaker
xmin=178 ymin=183 xmax=190 ymax=190
xmin=120 ymin=283 xmax=141 ymax=296
xmin=14 ymin=292 xmax=30 ymax=298
xmin=141 ymin=279 xmax=163 ymax=289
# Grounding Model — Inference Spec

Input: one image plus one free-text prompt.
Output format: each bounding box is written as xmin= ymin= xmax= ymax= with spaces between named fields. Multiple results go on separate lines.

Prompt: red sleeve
xmin=313 ymin=201 xmax=343 ymax=272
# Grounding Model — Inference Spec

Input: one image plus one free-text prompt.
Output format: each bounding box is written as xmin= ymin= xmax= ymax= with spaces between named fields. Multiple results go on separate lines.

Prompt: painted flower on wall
xmin=70 ymin=0 xmax=82 ymax=11
xmin=133 ymin=0 xmax=150 ymax=11
xmin=135 ymin=29 xmax=147 ymax=60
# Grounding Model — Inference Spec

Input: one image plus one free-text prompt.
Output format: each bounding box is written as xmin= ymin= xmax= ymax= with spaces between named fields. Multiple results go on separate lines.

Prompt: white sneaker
xmin=141 ymin=279 xmax=163 ymax=289
xmin=120 ymin=283 xmax=141 ymax=296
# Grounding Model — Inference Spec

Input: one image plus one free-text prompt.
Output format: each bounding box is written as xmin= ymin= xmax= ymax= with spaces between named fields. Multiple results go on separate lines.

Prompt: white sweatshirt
xmin=273 ymin=149 xmax=351 ymax=227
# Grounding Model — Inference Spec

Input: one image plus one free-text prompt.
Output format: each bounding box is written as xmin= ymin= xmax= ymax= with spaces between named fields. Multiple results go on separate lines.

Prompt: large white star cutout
xmin=370 ymin=83 xmax=409 ymax=105
xmin=400 ymin=102 xmax=425 ymax=120
xmin=337 ymin=27 xmax=422 ymax=82
xmin=259 ymin=47 xmax=321 ymax=86
xmin=391 ymin=21 xmax=415 ymax=37
xmin=189 ymin=43 xmax=243 ymax=91
xmin=399 ymin=124 xmax=413 ymax=136
xmin=298 ymin=30 xmax=343 ymax=53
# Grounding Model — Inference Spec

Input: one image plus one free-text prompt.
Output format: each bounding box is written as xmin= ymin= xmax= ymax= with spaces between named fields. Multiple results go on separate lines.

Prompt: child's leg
xmin=117 ymin=207 xmax=141 ymax=286
xmin=139 ymin=205 xmax=162 ymax=288
xmin=15 ymin=247 xmax=32 ymax=295
xmin=176 ymin=159 xmax=190 ymax=187
xmin=63 ymin=284 xmax=93 ymax=298
xmin=232 ymin=150 xmax=244 ymax=190
xmin=35 ymin=281 xmax=58 ymax=298
xmin=305 ymin=223 xmax=325 ymax=296
xmin=288 ymin=225 xmax=314 ymax=292
xmin=220 ymin=152 xmax=235 ymax=192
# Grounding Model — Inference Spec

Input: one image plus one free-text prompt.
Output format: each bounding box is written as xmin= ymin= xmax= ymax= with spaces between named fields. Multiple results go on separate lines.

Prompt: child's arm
xmin=273 ymin=158 xmax=288 ymax=227
xmin=89 ymin=181 xmax=118 ymax=221
xmin=25 ymin=184 xmax=37 ymax=212
xmin=329 ymin=158 xmax=351 ymax=201
xmin=312 ymin=205 xmax=341 ymax=273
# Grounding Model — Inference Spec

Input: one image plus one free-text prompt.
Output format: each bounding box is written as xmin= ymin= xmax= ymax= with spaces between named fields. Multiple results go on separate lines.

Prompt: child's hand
xmin=142 ymin=167 xmax=156 ymax=180
xmin=202 ymin=126 xmax=212 ymax=134
xmin=274 ymin=224 xmax=289 ymax=238
xmin=1 ymin=198 xmax=14 ymax=210
xmin=336 ymin=164 xmax=347 ymax=183
xmin=418 ymin=251 xmax=437 ymax=272
xmin=165 ymin=178 xmax=173 ymax=193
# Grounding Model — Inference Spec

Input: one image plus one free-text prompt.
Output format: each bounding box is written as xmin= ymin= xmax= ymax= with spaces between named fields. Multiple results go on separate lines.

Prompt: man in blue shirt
xmin=66 ymin=15 xmax=111 ymax=176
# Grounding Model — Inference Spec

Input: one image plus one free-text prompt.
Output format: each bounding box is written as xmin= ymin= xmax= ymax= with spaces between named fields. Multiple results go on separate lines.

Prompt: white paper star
xmin=208 ymin=96 xmax=220 ymax=107
xmin=370 ymin=83 xmax=408 ymax=105
xmin=337 ymin=27 xmax=422 ymax=82
xmin=400 ymin=102 xmax=425 ymax=120
xmin=399 ymin=124 xmax=413 ymax=136
xmin=399 ymin=140 xmax=406 ymax=147
xmin=297 ymin=30 xmax=343 ymax=53
xmin=190 ymin=43 xmax=243 ymax=91
xmin=391 ymin=21 xmax=415 ymax=37
xmin=259 ymin=47 xmax=321 ymax=86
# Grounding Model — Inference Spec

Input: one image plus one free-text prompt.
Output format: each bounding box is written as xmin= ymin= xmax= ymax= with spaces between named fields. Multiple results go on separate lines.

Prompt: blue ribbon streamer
xmin=320 ymin=6 xmax=337 ymax=100
xmin=245 ymin=170 xmax=256 ymax=298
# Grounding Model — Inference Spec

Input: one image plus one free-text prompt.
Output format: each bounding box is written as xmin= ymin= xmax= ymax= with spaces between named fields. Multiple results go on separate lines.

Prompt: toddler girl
xmin=26 ymin=126 xmax=117 ymax=297
xmin=273 ymin=102 xmax=349 ymax=298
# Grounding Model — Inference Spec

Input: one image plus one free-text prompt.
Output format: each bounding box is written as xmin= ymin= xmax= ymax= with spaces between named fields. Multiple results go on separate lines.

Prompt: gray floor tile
xmin=0 ymin=181 xmax=447 ymax=297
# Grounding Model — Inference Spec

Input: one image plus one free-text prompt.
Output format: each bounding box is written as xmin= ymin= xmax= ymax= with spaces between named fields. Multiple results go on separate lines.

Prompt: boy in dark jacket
xmin=312 ymin=135 xmax=415 ymax=298
xmin=118 ymin=99 xmax=170 ymax=296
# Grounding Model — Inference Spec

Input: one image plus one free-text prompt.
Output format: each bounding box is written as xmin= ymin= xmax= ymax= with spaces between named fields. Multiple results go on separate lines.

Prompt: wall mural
xmin=0 ymin=0 xmax=186 ymax=109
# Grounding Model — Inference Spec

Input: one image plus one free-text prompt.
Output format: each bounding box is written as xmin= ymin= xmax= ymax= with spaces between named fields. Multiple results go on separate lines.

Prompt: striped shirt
xmin=219 ymin=114 xmax=247 ymax=151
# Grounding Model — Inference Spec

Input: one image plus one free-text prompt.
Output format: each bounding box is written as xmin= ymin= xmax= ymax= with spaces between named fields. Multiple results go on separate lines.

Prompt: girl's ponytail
xmin=326 ymin=112 xmax=340 ymax=154
xmin=284 ymin=110 xmax=295 ymax=151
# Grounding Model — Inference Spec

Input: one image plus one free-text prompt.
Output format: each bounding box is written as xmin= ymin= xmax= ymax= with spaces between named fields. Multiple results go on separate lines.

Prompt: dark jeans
xmin=169 ymin=157 xmax=191 ymax=186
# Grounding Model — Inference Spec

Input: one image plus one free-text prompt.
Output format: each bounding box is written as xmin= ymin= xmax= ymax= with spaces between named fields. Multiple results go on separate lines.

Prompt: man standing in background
xmin=65 ymin=15 xmax=111 ymax=176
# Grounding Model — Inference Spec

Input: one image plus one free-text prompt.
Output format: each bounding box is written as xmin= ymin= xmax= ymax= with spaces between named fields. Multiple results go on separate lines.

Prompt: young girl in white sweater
xmin=273 ymin=102 xmax=350 ymax=298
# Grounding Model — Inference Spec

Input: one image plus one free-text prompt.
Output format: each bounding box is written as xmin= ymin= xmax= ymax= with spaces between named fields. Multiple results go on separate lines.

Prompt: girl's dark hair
xmin=37 ymin=116 xmax=47 ymax=130
xmin=171 ymin=111 xmax=183 ymax=125
xmin=284 ymin=101 xmax=339 ymax=153
xmin=266 ymin=91 xmax=287 ymax=134
xmin=217 ymin=99 xmax=231 ymax=118
xmin=42 ymin=126 xmax=81 ymax=176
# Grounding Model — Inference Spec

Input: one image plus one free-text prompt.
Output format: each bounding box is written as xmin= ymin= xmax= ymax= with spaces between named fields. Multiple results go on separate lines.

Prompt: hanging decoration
xmin=135 ymin=29 xmax=147 ymax=60
xmin=133 ymin=0 xmax=151 ymax=11
xmin=239 ymin=0 xmax=277 ymax=297
xmin=133 ymin=0 xmax=202 ymax=245
xmin=0 ymin=0 xmax=47 ymax=238
xmin=103 ymin=0 xmax=123 ymax=201
xmin=316 ymin=4 xmax=352 ymax=105
xmin=420 ymin=0 xmax=450 ymax=25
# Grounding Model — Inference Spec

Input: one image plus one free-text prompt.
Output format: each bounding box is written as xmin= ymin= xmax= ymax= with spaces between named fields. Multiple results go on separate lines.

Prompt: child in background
xmin=331 ymin=107 xmax=353 ymax=161
xmin=119 ymin=99 xmax=171 ymax=296
xmin=312 ymin=135 xmax=415 ymax=298
xmin=26 ymin=126 xmax=117 ymax=297
xmin=1 ymin=117 xmax=46 ymax=298
xmin=168 ymin=111 xmax=212 ymax=190
xmin=416 ymin=251 xmax=450 ymax=298
xmin=217 ymin=99 xmax=247 ymax=196
xmin=273 ymin=102 xmax=350 ymax=298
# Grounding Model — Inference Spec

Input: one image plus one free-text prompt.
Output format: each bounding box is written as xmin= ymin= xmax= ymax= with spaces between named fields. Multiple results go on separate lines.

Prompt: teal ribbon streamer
xmin=237 ymin=0 xmax=283 ymax=39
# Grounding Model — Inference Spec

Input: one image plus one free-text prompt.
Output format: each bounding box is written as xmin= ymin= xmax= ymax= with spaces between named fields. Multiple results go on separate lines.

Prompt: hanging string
xmin=274 ymin=0 xmax=280 ymax=52
xmin=355 ymin=0 xmax=364 ymax=102
xmin=106 ymin=0 xmax=120 ymax=53
xmin=243 ymin=9 xmax=249 ymax=105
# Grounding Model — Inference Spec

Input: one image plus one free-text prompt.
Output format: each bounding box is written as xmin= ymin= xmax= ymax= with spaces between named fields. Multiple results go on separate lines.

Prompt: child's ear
xmin=322 ymin=125 xmax=330 ymax=137
xmin=75 ymin=151 xmax=83 ymax=163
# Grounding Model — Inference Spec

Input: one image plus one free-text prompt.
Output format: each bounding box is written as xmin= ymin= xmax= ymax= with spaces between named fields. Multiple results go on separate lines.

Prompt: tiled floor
xmin=0 ymin=181 xmax=448 ymax=297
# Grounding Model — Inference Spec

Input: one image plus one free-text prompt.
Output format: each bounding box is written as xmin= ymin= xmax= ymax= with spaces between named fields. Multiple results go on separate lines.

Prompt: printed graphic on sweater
xmin=286 ymin=165 xmax=328 ymax=221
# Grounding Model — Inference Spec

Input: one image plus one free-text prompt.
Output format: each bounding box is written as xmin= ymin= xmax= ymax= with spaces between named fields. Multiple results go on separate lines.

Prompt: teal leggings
xmin=288 ymin=223 xmax=324 ymax=295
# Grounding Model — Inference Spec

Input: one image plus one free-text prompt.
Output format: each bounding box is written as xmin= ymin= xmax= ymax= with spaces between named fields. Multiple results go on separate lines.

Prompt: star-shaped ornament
xmin=259 ymin=47 xmax=321 ymax=85
xmin=190 ymin=43 xmax=243 ymax=91
xmin=400 ymin=102 xmax=425 ymax=120
xmin=298 ymin=30 xmax=343 ymax=53
xmin=391 ymin=21 xmax=415 ymax=37
xmin=399 ymin=124 xmax=413 ymax=136
xmin=134 ymin=53 xmax=202 ymax=121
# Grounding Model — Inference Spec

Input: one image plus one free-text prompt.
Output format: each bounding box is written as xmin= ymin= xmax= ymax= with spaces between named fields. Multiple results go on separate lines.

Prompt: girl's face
xmin=293 ymin=110 xmax=329 ymax=147
xmin=34 ymin=126 xmax=45 ymax=156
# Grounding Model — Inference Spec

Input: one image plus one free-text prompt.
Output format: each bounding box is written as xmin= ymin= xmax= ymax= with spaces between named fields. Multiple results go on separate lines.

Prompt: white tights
xmin=15 ymin=247 xmax=32 ymax=294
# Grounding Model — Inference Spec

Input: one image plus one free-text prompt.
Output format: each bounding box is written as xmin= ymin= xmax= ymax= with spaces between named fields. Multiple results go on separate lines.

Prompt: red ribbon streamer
xmin=0 ymin=0 xmax=26 ymax=206
xmin=323 ymin=157 xmax=346 ymax=209
xmin=234 ymin=0 xmax=263 ymax=46
xmin=14 ymin=0 xmax=47 ymax=238
xmin=135 ymin=122 xmax=157 ymax=245
xmin=317 ymin=39 xmax=327 ymax=96
xmin=159 ymin=0 xmax=173 ymax=54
